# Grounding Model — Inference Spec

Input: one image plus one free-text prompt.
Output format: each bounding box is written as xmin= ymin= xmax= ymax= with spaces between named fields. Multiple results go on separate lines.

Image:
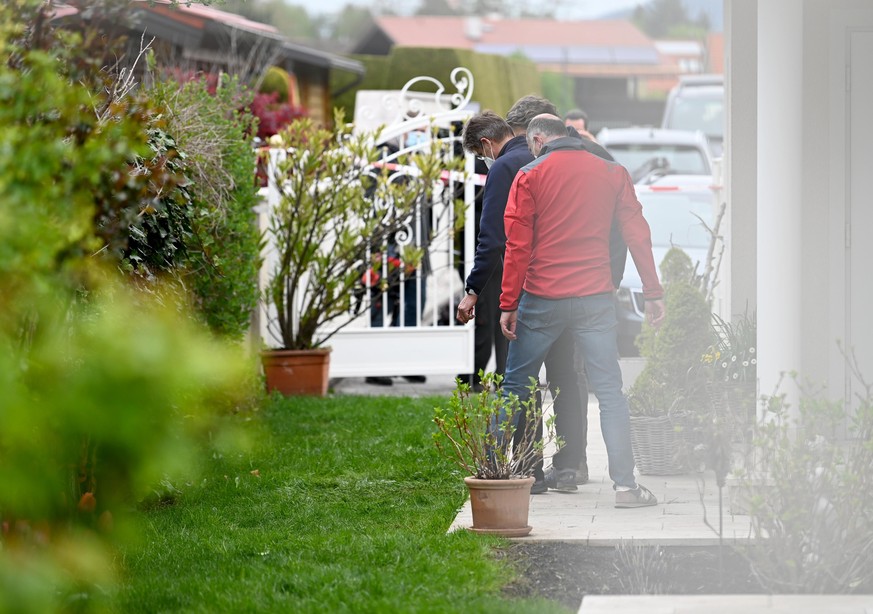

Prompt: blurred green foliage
xmin=0 ymin=2 xmax=253 ymax=610
xmin=258 ymin=66 xmax=294 ymax=103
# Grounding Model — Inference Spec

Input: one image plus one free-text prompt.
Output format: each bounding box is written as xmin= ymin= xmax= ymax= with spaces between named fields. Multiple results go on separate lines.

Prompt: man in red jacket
xmin=499 ymin=114 xmax=666 ymax=508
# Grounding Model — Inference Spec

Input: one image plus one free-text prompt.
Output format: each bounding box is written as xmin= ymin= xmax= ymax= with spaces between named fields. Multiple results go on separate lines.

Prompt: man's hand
xmin=500 ymin=310 xmax=518 ymax=340
xmin=456 ymin=294 xmax=478 ymax=324
xmin=645 ymin=299 xmax=666 ymax=329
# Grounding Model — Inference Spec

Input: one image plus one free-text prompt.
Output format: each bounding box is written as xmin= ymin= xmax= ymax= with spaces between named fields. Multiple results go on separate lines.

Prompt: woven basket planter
xmin=630 ymin=415 xmax=688 ymax=475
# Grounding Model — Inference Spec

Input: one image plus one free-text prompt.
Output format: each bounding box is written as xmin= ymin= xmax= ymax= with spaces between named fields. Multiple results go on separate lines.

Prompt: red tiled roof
xmin=52 ymin=1 xmax=280 ymax=36
xmin=373 ymin=16 xmax=653 ymax=50
xmin=136 ymin=0 xmax=280 ymax=36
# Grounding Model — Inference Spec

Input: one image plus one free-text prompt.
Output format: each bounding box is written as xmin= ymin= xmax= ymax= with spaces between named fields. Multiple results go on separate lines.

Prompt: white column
xmin=722 ymin=0 xmax=757 ymax=321
xmin=757 ymin=0 xmax=803 ymax=414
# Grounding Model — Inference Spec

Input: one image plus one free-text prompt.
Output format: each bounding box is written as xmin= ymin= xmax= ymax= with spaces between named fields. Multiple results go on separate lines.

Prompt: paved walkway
xmin=579 ymin=595 xmax=873 ymax=613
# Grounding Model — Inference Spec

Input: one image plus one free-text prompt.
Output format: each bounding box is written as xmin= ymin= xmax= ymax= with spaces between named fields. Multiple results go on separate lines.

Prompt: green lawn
xmin=115 ymin=394 xmax=563 ymax=613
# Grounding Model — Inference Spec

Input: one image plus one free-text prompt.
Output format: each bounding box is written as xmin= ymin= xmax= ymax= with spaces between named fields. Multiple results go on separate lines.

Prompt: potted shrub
xmin=432 ymin=373 xmax=558 ymax=537
xmin=260 ymin=113 xmax=435 ymax=395
xmin=627 ymin=248 xmax=714 ymax=474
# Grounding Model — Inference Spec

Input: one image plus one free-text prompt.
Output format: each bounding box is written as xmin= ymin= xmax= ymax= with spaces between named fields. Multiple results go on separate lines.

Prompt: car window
xmin=637 ymin=191 xmax=713 ymax=249
xmin=608 ymin=144 xmax=709 ymax=175
xmin=666 ymin=96 xmax=724 ymax=138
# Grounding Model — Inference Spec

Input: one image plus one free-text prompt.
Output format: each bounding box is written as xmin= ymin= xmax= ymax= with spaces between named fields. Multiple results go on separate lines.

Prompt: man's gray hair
xmin=526 ymin=115 xmax=569 ymax=151
xmin=505 ymin=95 xmax=558 ymax=131
xmin=461 ymin=111 xmax=514 ymax=154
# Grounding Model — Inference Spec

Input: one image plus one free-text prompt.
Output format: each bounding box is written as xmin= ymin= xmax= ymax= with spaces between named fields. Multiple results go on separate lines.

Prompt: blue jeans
xmin=502 ymin=292 xmax=637 ymax=489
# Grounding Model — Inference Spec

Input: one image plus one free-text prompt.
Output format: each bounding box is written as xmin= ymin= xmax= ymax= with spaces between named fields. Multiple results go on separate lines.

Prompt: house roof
xmin=364 ymin=16 xmax=669 ymax=76
xmin=373 ymin=16 xmax=653 ymax=49
xmin=50 ymin=0 xmax=363 ymax=74
xmin=137 ymin=0 xmax=281 ymax=38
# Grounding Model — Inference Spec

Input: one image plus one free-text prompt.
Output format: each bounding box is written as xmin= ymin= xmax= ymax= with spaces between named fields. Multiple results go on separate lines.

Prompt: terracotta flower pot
xmin=464 ymin=476 xmax=534 ymax=537
xmin=261 ymin=348 xmax=331 ymax=396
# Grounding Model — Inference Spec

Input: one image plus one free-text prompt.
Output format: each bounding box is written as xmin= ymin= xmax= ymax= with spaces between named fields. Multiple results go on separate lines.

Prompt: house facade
xmin=51 ymin=0 xmax=363 ymax=125
xmin=724 ymin=0 xmax=873 ymax=412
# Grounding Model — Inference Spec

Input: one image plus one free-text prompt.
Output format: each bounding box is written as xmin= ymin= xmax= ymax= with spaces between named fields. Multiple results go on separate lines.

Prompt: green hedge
xmin=332 ymin=48 xmax=541 ymax=119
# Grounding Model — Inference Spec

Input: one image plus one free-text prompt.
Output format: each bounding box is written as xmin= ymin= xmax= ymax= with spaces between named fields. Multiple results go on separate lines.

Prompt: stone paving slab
xmin=579 ymin=594 xmax=873 ymax=614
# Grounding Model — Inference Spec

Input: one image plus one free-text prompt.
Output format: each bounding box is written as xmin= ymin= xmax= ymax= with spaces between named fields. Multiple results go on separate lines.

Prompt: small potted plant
xmin=260 ymin=112 xmax=432 ymax=395
xmin=432 ymin=372 xmax=558 ymax=537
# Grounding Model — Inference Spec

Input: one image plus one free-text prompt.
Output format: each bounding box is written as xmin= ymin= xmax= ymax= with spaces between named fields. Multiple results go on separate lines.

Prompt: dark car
xmin=616 ymin=175 xmax=716 ymax=356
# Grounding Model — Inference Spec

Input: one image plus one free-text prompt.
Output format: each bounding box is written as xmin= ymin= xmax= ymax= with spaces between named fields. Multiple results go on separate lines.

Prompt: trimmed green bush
xmin=629 ymin=248 xmax=714 ymax=416
xmin=332 ymin=48 xmax=542 ymax=119
xmin=259 ymin=66 xmax=293 ymax=103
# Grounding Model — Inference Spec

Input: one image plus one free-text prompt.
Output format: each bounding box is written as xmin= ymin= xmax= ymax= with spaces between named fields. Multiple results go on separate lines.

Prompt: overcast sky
xmin=291 ymin=0 xmax=646 ymax=18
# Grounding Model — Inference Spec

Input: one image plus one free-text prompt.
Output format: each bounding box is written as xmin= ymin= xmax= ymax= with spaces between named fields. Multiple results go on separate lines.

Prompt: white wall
xmin=725 ymin=0 xmax=873 ymax=412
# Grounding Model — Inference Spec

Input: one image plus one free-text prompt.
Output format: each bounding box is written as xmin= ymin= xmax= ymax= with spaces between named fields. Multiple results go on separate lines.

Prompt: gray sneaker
xmin=576 ymin=460 xmax=589 ymax=485
xmin=544 ymin=466 xmax=578 ymax=493
xmin=615 ymin=484 xmax=658 ymax=508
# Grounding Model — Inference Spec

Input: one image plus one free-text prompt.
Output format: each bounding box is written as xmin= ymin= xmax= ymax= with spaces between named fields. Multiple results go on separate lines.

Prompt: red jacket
xmin=500 ymin=137 xmax=663 ymax=311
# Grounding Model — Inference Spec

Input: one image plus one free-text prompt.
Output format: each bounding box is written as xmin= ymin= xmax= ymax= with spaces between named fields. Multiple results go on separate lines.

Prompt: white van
xmin=661 ymin=74 xmax=724 ymax=158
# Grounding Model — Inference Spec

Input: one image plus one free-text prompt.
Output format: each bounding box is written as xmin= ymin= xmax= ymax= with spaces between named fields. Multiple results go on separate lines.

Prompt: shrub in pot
xmin=627 ymin=247 xmax=713 ymax=474
xmin=432 ymin=373 xmax=558 ymax=537
xmin=261 ymin=113 xmax=440 ymax=395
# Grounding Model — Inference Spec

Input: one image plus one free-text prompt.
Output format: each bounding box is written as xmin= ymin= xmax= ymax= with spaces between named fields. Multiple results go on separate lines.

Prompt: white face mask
xmin=481 ymin=141 xmax=496 ymax=169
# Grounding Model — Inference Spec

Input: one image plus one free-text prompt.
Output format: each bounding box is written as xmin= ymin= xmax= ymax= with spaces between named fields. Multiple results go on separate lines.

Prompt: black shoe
xmin=530 ymin=479 xmax=548 ymax=495
xmin=364 ymin=376 xmax=393 ymax=386
xmin=543 ymin=466 xmax=578 ymax=493
xmin=402 ymin=375 xmax=427 ymax=383
xmin=576 ymin=460 xmax=589 ymax=485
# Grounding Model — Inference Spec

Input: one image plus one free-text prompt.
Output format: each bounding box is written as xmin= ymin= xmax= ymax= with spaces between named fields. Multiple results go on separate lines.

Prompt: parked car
xmin=661 ymin=74 xmax=724 ymax=158
xmin=597 ymin=127 xmax=712 ymax=182
xmin=616 ymin=175 xmax=716 ymax=356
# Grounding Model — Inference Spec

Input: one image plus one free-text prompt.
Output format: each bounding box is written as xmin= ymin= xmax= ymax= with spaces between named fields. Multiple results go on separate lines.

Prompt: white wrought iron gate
xmin=258 ymin=68 xmax=480 ymax=377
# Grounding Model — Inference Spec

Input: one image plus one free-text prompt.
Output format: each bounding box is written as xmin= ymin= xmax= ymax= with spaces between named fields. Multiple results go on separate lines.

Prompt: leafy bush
xmin=258 ymin=65 xmax=295 ymax=103
xmin=629 ymin=248 xmax=713 ymax=417
xmin=250 ymin=91 xmax=307 ymax=139
xmin=153 ymin=75 xmax=263 ymax=339
xmin=432 ymin=373 xmax=557 ymax=479
xmin=0 ymin=4 xmax=253 ymax=609
xmin=0 ymin=3 xmax=149 ymax=315
xmin=738 ymin=363 xmax=873 ymax=593
xmin=0 ymin=276 xmax=250 ymax=612
xmin=263 ymin=112 xmax=449 ymax=349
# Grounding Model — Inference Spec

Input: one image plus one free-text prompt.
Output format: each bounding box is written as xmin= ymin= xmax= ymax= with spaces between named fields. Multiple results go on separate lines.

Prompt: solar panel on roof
xmin=473 ymin=44 xmax=659 ymax=65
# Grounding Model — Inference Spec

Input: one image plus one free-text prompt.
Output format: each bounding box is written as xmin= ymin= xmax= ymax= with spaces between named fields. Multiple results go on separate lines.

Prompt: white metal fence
xmin=258 ymin=68 xmax=481 ymax=377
